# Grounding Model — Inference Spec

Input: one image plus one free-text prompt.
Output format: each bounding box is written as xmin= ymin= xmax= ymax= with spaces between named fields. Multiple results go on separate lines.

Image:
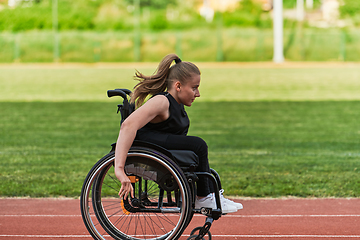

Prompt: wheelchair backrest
xmin=107 ymin=88 xmax=135 ymax=124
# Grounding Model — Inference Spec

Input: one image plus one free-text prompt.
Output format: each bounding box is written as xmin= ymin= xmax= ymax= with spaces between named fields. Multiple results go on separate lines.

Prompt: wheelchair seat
xmin=132 ymin=140 xmax=199 ymax=171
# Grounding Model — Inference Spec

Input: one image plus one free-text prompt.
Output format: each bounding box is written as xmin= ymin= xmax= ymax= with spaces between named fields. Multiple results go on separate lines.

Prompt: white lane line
xmin=0 ymin=215 xmax=80 ymax=217
xmin=2 ymin=214 xmax=360 ymax=217
xmin=0 ymin=235 xmax=92 ymax=238
xmin=1 ymin=235 xmax=360 ymax=238
xmin=210 ymin=235 xmax=360 ymax=238
xmin=225 ymin=214 xmax=360 ymax=217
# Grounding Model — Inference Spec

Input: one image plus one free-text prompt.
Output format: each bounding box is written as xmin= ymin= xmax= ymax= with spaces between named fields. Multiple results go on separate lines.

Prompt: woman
xmin=114 ymin=53 xmax=242 ymax=213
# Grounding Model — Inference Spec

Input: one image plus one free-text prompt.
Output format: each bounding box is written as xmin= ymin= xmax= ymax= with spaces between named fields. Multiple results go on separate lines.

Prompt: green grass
xmin=1 ymin=64 xmax=360 ymax=102
xmin=0 ymin=102 xmax=119 ymax=197
xmin=188 ymin=101 xmax=360 ymax=197
xmin=1 ymin=65 xmax=360 ymax=197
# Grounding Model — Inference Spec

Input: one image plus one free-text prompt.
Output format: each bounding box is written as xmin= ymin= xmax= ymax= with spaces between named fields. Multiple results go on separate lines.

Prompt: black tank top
xmin=136 ymin=92 xmax=189 ymax=138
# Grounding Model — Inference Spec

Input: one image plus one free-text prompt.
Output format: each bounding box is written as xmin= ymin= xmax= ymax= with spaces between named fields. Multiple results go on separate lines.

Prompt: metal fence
xmin=1 ymin=28 xmax=359 ymax=62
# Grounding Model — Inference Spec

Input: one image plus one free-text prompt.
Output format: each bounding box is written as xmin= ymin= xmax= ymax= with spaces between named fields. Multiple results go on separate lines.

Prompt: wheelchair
xmin=80 ymin=89 xmax=225 ymax=240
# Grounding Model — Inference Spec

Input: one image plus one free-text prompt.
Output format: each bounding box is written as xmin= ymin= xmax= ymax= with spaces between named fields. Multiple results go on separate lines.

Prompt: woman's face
xmin=177 ymin=74 xmax=201 ymax=107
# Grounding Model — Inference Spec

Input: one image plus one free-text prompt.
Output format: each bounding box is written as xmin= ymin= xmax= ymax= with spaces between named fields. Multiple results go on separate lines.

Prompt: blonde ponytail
xmin=131 ymin=53 xmax=200 ymax=108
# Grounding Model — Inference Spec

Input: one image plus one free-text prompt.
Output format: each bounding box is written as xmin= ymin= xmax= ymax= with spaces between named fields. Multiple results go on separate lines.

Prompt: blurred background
xmin=0 ymin=0 xmax=359 ymax=63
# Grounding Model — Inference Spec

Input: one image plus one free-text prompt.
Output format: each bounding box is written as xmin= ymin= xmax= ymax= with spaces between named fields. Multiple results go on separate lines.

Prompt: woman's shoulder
xmin=138 ymin=93 xmax=169 ymax=123
xmin=149 ymin=92 xmax=171 ymax=104
xmin=145 ymin=94 xmax=169 ymax=109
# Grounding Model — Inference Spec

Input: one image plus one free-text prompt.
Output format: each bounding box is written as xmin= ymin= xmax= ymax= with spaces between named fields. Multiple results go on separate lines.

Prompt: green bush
xmin=168 ymin=9 xmax=208 ymax=30
xmin=0 ymin=2 xmax=52 ymax=31
xmin=0 ymin=0 xmax=99 ymax=31
xmin=339 ymin=0 xmax=360 ymax=26
xmin=223 ymin=11 xmax=258 ymax=27
xmin=57 ymin=1 xmax=98 ymax=30
xmin=1 ymin=0 xmax=359 ymax=32
xmin=222 ymin=0 xmax=272 ymax=28
xmin=93 ymin=3 xmax=133 ymax=31
xmin=339 ymin=0 xmax=360 ymax=17
xmin=0 ymin=0 xmax=276 ymax=32
xmin=149 ymin=11 xmax=168 ymax=30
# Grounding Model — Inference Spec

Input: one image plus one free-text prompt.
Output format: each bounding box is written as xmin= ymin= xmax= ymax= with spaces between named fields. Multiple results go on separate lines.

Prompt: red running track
xmin=1 ymin=198 xmax=360 ymax=239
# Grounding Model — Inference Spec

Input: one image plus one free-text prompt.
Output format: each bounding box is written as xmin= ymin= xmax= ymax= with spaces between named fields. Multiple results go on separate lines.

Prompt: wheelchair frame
xmin=80 ymin=89 xmax=224 ymax=240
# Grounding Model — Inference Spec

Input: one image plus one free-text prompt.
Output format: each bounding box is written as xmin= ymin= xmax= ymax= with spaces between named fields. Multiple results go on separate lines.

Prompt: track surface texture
xmin=1 ymin=198 xmax=360 ymax=239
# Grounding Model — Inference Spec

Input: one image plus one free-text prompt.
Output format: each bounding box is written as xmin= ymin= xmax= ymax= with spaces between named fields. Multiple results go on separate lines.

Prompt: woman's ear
xmin=175 ymin=81 xmax=181 ymax=92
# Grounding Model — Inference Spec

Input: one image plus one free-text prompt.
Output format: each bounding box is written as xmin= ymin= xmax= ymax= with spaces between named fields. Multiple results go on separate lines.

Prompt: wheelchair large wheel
xmin=80 ymin=146 xmax=192 ymax=240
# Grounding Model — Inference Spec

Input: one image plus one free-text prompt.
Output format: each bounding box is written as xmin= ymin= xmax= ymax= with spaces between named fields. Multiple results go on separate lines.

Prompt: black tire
xmin=80 ymin=146 xmax=192 ymax=240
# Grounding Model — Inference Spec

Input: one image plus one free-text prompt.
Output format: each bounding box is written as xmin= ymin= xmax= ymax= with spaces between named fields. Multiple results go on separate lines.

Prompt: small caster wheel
xmin=189 ymin=227 xmax=212 ymax=240
xmin=187 ymin=235 xmax=204 ymax=240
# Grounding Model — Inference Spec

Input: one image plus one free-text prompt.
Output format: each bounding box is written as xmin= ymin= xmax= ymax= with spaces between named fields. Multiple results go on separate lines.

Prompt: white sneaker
xmin=195 ymin=194 xmax=215 ymax=209
xmin=219 ymin=189 xmax=243 ymax=210
xmin=195 ymin=193 xmax=237 ymax=214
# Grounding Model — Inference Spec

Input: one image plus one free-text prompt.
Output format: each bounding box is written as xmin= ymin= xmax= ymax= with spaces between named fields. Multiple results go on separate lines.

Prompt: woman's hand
xmin=115 ymin=168 xmax=134 ymax=199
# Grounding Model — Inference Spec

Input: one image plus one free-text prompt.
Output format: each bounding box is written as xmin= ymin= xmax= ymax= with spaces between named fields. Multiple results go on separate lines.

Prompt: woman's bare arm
xmin=114 ymin=95 xmax=169 ymax=199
